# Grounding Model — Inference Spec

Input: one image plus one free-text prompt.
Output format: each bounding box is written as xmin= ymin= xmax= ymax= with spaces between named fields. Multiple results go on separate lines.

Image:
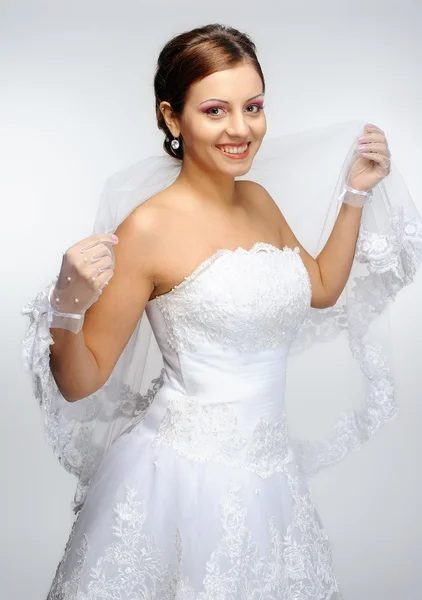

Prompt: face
xmin=164 ymin=62 xmax=267 ymax=178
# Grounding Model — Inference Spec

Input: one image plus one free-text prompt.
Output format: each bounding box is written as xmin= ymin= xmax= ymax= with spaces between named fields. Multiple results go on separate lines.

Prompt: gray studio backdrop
xmin=2 ymin=1 xmax=421 ymax=598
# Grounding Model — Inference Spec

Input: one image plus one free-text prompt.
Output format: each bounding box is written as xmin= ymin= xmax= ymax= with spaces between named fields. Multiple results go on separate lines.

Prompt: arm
xmin=49 ymin=327 xmax=103 ymax=403
xmin=278 ymin=198 xmax=364 ymax=309
xmin=247 ymin=125 xmax=390 ymax=308
xmin=51 ymin=205 xmax=159 ymax=402
xmin=311 ymin=201 xmax=364 ymax=305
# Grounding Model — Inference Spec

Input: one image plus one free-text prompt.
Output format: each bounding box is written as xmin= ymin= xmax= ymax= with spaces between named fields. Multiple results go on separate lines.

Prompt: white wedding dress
xmin=21 ymin=123 xmax=422 ymax=599
xmin=46 ymin=241 xmax=343 ymax=599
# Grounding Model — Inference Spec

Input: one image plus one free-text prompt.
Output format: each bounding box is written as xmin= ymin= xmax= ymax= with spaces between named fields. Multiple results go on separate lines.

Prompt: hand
xmin=48 ymin=233 xmax=119 ymax=332
xmin=346 ymin=123 xmax=391 ymax=192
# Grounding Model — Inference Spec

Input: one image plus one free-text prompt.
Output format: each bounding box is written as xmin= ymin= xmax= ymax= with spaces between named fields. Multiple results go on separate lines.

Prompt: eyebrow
xmin=199 ymin=93 xmax=264 ymax=106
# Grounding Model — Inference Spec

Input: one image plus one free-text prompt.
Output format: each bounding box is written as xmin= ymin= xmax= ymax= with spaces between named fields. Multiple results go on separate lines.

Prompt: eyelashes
xmin=246 ymin=104 xmax=265 ymax=114
xmin=204 ymin=104 xmax=265 ymax=117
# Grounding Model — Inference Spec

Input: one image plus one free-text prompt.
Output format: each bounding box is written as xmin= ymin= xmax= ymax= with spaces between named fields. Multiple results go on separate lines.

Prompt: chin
xmin=228 ymin=162 xmax=254 ymax=178
xmin=212 ymin=160 xmax=252 ymax=179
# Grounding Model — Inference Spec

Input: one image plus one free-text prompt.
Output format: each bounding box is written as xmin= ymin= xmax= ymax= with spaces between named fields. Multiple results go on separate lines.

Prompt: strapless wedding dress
xmin=47 ymin=242 xmax=343 ymax=599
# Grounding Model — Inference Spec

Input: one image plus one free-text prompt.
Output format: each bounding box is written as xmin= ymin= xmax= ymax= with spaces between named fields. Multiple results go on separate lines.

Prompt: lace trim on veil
xmin=21 ymin=122 xmax=422 ymax=512
xmin=21 ymin=205 xmax=422 ymax=507
xmin=292 ymin=206 xmax=422 ymax=474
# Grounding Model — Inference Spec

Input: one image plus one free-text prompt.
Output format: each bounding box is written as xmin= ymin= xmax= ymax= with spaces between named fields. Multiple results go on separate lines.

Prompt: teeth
xmin=220 ymin=144 xmax=248 ymax=154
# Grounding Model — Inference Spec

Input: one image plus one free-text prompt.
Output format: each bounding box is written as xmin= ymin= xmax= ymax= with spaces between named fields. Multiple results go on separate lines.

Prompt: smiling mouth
xmin=216 ymin=142 xmax=251 ymax=157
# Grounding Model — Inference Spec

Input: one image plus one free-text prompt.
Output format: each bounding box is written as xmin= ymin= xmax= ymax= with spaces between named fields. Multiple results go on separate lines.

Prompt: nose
xmin=225 ymin=110 xmax=250 ymax=139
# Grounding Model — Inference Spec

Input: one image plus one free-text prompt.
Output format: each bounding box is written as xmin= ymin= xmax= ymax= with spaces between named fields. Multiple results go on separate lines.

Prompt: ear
xmin=159 ymin=102 xmax=180 ymax=138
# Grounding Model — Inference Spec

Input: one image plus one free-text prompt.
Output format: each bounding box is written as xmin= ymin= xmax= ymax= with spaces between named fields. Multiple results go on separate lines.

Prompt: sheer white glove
xmin=47 ymin=233 xmax=119 ymax=334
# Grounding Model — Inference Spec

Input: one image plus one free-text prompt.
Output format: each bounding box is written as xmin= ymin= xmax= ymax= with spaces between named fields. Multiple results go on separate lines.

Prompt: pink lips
xmin=216 ymin=142 xmax=251 ymax=160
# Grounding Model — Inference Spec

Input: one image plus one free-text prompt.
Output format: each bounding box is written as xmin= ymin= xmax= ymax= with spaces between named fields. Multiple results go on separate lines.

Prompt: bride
xmin=22 ymin=23 xmax=422 ymax=599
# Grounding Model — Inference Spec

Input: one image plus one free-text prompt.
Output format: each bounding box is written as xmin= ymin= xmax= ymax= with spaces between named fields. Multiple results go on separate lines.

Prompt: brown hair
xmin=154 ymin=24 xmax=265 ymax=160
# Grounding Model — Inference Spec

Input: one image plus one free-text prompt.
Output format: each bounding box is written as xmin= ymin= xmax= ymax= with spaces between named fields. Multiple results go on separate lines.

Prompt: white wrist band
xmin=47 ymin=282 xmax=85 ymax=334
xmin=339 ymin=184 xmax=373 ymax=208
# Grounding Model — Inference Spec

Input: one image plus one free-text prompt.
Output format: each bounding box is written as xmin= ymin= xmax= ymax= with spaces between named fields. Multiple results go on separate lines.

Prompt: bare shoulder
xmin=119 ymin=189 xmax=176 ymax=248
xmin=117 ymin=187 xmax=185 ymax=283
xmin=236 ymin=179 xmax=279 ymax=208
xmin=236 ymin=179 xmax=283 ymax=221
xmin=124 ymin=190 xmax=173 ymax=232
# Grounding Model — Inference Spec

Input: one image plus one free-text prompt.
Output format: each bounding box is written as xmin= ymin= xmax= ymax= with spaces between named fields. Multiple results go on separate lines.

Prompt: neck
xmin=175 ymin=154 xmax=239 ymax=210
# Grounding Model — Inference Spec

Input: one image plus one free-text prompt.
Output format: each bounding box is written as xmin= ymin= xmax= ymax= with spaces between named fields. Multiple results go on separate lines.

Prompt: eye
xmin=205 ymin=107 xmax=225 ymax=117
xmin=245 ymin=104 xmax=264 ymax=114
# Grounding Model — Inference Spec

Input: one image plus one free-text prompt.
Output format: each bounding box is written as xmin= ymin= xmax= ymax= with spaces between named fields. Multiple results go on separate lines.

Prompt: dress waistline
xmin=133 ymin=386 xmax=295 ymax=479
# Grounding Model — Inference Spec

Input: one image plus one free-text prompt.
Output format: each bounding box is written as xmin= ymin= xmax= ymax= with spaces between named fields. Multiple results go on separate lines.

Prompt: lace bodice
xmin=146 ymin=242 xmax=312 ymax=356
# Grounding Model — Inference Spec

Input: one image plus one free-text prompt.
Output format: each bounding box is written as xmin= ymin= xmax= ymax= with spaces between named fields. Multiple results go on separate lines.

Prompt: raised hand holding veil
xmin=21 ymin=119 xmax=422 ymax=514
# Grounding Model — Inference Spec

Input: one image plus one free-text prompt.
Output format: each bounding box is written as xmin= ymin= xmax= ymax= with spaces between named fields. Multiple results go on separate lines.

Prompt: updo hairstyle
xmin=154 ymin=23 xmax=265 ymax=160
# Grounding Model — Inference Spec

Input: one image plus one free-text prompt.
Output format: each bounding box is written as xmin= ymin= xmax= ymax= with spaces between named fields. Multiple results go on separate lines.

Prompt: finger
xmin=89 ymin=270 xmax=114 ymax=291
xmin=358 ymin=132 xmax=385 ymax=144
xmin=79 ymin=250 xmax=115 ymax=271
xmin=79 ymin=246 xmax=112 ymax=264
xmin=79 ymin=234 xmax=118 ymax=253
xmin=360 ymin=151 xmax=391 ymax=169
xmin=360 ymin=150 xmax=387 ymax=161
xmin=364 ymin=123 xmax=384 ymax=135
xmin=358 ymin=142 xmax=389 ymax=156
xmin=88 ymin=246 xmax=113 ymax=263
xmin=90 ymin=268 xmax=114 ymax=283
xmin=95 ymin=257 xmax=114 ymax=274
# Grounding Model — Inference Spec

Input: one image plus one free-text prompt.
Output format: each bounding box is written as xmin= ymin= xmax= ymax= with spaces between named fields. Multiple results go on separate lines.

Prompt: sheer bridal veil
xmin=22 ymin=119 xmax=422 ymax=513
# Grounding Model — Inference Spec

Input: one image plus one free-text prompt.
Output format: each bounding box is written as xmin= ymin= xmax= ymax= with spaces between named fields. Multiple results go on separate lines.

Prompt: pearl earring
xmin=171 ymin=138 xmax=180 ymax=150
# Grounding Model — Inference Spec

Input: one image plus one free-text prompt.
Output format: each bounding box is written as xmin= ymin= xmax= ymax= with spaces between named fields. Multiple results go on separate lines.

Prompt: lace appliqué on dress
xmin=151 ymin=395 xmax=295 ymax=478
xmin=155 ymin=243 xmax=312 ymax=353
xmin=48 ymin=482 xmax=342 ymax=600
xmin=47 ymin=487 xmax=181 ymax=600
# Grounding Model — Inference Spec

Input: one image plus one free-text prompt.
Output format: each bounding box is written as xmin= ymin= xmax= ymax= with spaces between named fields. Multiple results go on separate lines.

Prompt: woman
xmin=21 ymin=24 xmax=421 ymax=598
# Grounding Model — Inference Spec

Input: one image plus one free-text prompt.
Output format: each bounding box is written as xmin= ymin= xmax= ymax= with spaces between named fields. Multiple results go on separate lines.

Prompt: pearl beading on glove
xmin=46 ymin=274 xmax=109 ymax=335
